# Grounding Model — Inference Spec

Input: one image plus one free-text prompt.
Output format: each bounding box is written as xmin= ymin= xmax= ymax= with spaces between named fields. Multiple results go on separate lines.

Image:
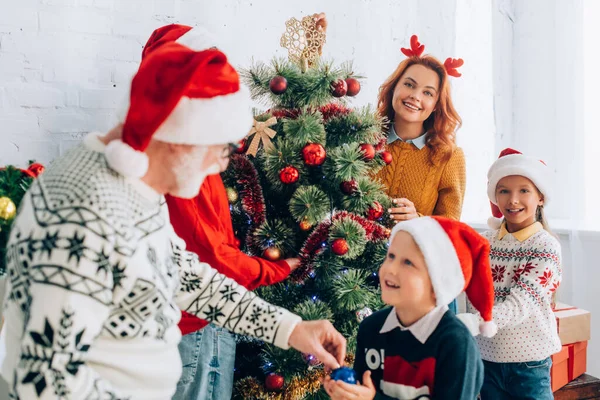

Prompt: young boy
xmin=324 ymin=216 xmax=496 ymax=399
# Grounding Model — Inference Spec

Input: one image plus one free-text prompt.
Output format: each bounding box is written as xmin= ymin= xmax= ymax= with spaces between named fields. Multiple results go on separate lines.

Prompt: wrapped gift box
xmin=551 ymin=341 xmax=588 ymax=392
xmin=554 ymin=303 xmax=591 ymax=345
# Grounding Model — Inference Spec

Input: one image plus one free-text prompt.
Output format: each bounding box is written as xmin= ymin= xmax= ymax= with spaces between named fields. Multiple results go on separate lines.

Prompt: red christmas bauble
xmin=331 ymin=238 xmax=349 ymax=256
xmin=299 ymin=219 xmax=312 ymax=231
xmin=302 ymin=143 xmax=326 ymax=166
xmin=28 ymin=162 xmax=45 ymax=177
xmin=380 ymin=151 xmax=393 ymax=165
xmin=375 ymin=138 xmax=387 ymax=152
xmin=367 ymin=201 xmax=384 ymax=220
xmin=331 ymin=79 xmax=348 ymax=98
xmin=345 ymin=78 xmax=361 ymax=97
xmin=279 ymin=166 xmax=299 ymax=184
xmin=265 ymin=373 xmax=284 ymax=391
xmin=360 ymin=144 xmax=376 ymax=161
xmin=263 ymin=247 xmax=282 ymax=261
xmin=340 ymin=180 xmax=358 ymax=195
xmin=236 ymin=138 xmax=248 ymax=154
xmin=270 ymin=76 xmax=288 ymax=95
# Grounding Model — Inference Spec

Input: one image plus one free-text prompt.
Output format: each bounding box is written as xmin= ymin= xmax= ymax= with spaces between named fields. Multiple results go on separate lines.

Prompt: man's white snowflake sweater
xmin=467 ymin=222 xmax=562 ymax=363
xmin=1 ymin=134 xmax=301 ymax=400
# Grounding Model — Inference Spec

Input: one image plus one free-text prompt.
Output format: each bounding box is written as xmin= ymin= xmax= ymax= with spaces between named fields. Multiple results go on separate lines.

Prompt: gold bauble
xmin=226 ymin=187 xmax=239 ymax=203
xmin=0 ymin=197 xmax=17 ymax=221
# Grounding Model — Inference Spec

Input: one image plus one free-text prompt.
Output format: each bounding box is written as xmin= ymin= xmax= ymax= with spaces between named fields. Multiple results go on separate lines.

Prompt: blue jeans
xmin=172 ymin=324 xmax=236 ymax=400
xmin=481 ymin=358 xmax=553 ymax=400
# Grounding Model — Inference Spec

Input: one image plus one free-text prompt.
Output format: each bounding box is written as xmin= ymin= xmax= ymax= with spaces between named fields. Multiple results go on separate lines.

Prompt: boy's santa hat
xmin=487 ymin=148 xmax=550 ymax=229
xmin=106 ymin=25 xmax=251 ymax=178
xmin=390 ymin=216 xmax=497 ymax=337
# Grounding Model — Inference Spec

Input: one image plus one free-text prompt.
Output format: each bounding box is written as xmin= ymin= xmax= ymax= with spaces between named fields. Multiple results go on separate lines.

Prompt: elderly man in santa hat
xmin=0 ymin=27 xmax=345 ymax=400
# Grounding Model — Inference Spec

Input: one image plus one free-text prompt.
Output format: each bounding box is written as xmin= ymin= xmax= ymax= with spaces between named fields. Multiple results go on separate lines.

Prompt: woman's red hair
xmin=377 ymin=55 xmax=462 ymax=164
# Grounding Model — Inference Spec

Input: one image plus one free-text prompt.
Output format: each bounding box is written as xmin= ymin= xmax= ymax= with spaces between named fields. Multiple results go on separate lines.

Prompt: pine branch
xmin=323 ymin=143 xmax=369 ymax=183
xmin=329 ymin=217 xmax=368 ymax=260
xmin=283 ymin=112 xmax=326 ymax=146
xmin=331 ymin=270 xmax=375 ymax=312
xmin=289 ymin=186 xmax=330 ymax=225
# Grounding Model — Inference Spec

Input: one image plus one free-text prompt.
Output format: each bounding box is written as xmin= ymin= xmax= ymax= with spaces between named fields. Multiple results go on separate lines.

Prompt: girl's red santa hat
xmin=106 ymin=25 xmax=251 ymax=178
xmin=390 ymin=216 xmax=497 ymax=337
xmin=487 ymin=148 xmax=550 ymax=229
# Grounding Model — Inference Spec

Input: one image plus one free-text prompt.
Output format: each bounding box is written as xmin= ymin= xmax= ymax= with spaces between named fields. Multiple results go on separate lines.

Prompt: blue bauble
xmin=330 ymin=367 xmax=358 ymax=384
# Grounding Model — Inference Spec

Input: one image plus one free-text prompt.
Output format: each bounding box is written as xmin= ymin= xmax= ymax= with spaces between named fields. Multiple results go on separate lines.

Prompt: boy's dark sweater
xmin=354 ymin=307 xmax=483 ymax=400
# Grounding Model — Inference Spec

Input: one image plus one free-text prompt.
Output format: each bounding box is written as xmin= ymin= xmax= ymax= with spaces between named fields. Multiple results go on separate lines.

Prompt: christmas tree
xmin=224 ymin=16 xmax=393 ymax=399
xmin=0 ymin=162 xmax=45 ymax=275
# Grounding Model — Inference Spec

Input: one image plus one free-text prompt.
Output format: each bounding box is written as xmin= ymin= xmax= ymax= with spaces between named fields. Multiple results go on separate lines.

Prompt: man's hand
xmin=285 ymin=257 xmax=301 ymax=272
xmin=323 ymin=371 xmax=376 ymax=400
xmin=288 ymin=320 xmax=346 ymax=369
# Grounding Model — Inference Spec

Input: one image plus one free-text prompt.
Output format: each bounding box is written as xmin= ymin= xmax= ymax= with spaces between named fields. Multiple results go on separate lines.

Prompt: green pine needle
xmin=323 ymin=143 xmax=369 ymax=183
xmin=329 ymin=218 xmax=367 ymax=260
xmin=254 ymin=219 xmax=296 ymax=255
xmin=289 ymin=186 xmax=330 ymax=224
xmin=293 ymin=299 xmax=334 ymax=322
xmin=331 ymin=270 xmax=375 ymax=312
xmin=283 ymin=112 xmax=326 ymax=146
xmin=341 ymin=176 xmax=389 ymax=214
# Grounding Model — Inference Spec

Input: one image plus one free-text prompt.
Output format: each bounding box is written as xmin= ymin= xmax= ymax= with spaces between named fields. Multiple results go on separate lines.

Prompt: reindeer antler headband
xmin=401 ymin=35 xmax=464 ymax=78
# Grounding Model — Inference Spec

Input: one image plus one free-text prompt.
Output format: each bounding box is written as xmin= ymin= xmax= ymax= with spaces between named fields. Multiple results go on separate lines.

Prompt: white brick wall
xmin=0 ymin=0 xmax=496 ymax=175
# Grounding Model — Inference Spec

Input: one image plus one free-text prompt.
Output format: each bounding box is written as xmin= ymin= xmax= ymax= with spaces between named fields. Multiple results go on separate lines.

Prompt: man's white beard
xmin=171 ymin=163 xmax=221 ymax=199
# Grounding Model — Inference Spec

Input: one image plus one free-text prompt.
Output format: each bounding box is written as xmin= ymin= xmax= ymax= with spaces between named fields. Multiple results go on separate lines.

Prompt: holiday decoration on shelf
xmin=367 ymin=201 xmax=384 ymax=220
xmin=380 ymin=151 xmax=393 ymax=165
xmin=360 ymin=143 xmax=376 ymax=161
xmin=0 ymin=197 xmax=16 ymax=221
xmin=331 ymin=238 xmax=349 ymax=256
xmin=356 ymin=307 xmax=373 ymax=322
xmin=331 ymin=79 xmax=348 ymax=97
xmin=279 ymin=166 xmax=300 ymax=184
xmin=263 ymin=246 xmax=282 ymax=261
xmin=229 ymin=14 xmax=393 ymax=400
xmin=330 ymin=367 xmax=358 ymax=384
xmin=345 ymin=77 xmax=361 ymax=97
xmin=269 ymin=76 xmax=288 ymax=95
xmin=0 ymin=161 xmax=44 ymax=275
xmin=302 ymin=143 xmax=326 ymax=166
xmin=226 ymin=187 xmax=239 ymax=204
xmin=265 ymin=373 xmax=285 ymax=392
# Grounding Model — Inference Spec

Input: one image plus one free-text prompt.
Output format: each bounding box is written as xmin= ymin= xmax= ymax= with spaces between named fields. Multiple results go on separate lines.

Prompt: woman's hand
xmin=388 ymin=198 xmax=419 ymax=222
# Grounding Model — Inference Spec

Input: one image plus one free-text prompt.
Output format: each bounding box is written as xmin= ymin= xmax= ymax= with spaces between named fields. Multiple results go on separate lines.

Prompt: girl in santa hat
xmin=473 ymin=149 xmax=562 ymax=399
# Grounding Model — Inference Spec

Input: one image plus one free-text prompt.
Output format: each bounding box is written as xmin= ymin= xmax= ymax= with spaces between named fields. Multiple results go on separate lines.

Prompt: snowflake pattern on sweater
xmin=1 ymin=136 xmax=301 ymax=400
xmin=468 ymin=224 xmax=562 ymax=363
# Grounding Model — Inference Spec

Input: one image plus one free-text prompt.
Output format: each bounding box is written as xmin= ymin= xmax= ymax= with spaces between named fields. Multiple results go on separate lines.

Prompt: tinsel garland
xmin=332 ymin=211 xmax=390 ymax=242
xmin=229 ymin=154 xmax=267 ymax=254
xmin=291 ymin=211 xmax=390 ymax=283
xmin=267 ymin=103 xmax=351 ymax=124
xmin=235 ymin=354 xmax=355 ymax=400
xmin=290 ymin=220 xmax=333 ymax=283
xmin=317 ymin=103 xmax=351 ymax=122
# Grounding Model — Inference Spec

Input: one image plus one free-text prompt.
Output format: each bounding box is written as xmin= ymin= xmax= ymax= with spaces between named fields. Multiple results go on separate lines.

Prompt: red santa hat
xmin=107 ymin=25 xmax=251 ymax=178
xmin=487 ymin=148 xmax=550 ymax=229
xmin=390 ymin=216 xmax=497 ymax=337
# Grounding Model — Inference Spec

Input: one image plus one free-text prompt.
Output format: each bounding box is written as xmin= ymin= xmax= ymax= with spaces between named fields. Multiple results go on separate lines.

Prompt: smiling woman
xmin=375 ymin=35 xmax=466 ymax=225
